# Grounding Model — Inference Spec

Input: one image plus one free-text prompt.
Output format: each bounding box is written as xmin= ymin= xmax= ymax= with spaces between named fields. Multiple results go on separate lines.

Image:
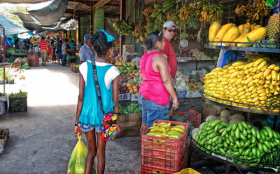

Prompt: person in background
xmin=25 ymin=39 xmax=30 ymax=50
xmin=15 ymin=39 xmax=20 ymax=49
xmin=138 ymin=31 xmax=179 ymax=133
xmin=74 ymin=30 xmax=120 ymax=174
xmin=76 ymin=39 xmax=82 ymax=49
xmin=39 ymin=37 xmax=47 ymax=66
xmin=47 ymin=40 xmax=52 ymax=62
xmin=161 ymin=20 xmax=178 ymax=119
xmin=70 ymin=40 xmax=75 ymax=50
xmin=62 ymin=39 xmax=69 ymax=66
xmin=57 ymin=40 xmax=63 ymax=65
xmin=79 ymin=34 xmax=94 ymax=64
xmin=34 ymin=44 xmax=40 ymax=56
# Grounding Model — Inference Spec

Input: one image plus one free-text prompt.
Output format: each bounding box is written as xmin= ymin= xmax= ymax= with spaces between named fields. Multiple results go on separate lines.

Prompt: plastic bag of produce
xmin=67 ymin=135 xmax=96 ymax=174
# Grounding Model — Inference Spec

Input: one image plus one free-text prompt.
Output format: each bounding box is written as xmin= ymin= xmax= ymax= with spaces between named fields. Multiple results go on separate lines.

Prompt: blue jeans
xmin=138 ymin=94 xmax=169 ymax=128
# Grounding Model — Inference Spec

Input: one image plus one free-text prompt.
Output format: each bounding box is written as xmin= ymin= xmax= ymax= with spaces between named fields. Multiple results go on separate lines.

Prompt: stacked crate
xmin=141 ymin=120 xmax=188 ymax=174
xmin=28 ymin=55 xmax=39 ymax=67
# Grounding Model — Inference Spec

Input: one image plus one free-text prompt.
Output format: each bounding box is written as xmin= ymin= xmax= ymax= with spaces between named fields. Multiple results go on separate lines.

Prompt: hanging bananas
xmin=113 ymin=18 xmax=133 ymax=36
xmin=132 ymin=21 xmax=146 ymax=41
xmin=235 ymin=4 xmax=251 ymax=16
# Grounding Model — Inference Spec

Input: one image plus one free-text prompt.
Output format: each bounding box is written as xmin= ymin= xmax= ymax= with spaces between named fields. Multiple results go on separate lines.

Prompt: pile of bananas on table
xmin=113 ymin=18 xmax=133 ymax=36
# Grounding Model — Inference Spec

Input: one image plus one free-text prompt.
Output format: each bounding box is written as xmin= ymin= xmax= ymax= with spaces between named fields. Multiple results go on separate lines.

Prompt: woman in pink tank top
xmin=138 ymin=31 xmax=179 ymax=132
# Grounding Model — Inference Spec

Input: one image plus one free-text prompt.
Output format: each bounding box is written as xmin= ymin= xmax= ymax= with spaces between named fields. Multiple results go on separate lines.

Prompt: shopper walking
xmin=79 ymin=34 xmax=94 ymax=64
xmin=62 ymin=39 xmax=69 ymax=66
xmin=138 ymin=31 xmax=179 ymax=133
xmin=57 ymin=40 xmax=63 ymax=65
xmin=39 ymin=37 xmax=47 ymax=66
xmin=74 ymin=30 xmax=120 ymax=174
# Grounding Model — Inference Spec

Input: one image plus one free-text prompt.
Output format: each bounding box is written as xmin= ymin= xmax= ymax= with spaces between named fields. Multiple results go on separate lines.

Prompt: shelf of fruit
xmin=118 ymin=71 xmax=142 ymax=95
xmin=207 ymin=20 xmax=280 ymax=53
xmin=203 ymin=55 xmax=280 ymax=115
xmin=191 ymin=120 xmax=280 ymax=169
xmin=115 ymin=62 xmax=137 ymax=75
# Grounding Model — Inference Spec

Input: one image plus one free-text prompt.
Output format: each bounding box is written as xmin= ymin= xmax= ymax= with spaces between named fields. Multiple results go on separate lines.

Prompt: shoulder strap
xmin=92 ymin=62 xmax=104 ymax=115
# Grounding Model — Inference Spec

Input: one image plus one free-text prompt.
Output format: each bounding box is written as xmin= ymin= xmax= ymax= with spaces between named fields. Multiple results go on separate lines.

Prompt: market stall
xmin=111 ymin=0 xmax=280 ymax=173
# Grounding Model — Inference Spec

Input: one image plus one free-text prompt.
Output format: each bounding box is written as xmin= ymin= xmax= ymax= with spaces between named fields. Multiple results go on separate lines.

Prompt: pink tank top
xmin=139 ymin=51 xmax=171 ymax=106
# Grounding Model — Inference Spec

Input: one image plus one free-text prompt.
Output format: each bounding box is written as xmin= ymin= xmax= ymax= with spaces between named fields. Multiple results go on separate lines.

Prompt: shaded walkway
xmin=0 ymin=63 xmax=141 ymax=174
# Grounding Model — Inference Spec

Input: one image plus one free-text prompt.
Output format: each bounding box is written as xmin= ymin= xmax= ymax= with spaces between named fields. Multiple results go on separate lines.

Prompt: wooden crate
xmin=0 ymin=128 xmax=9 ymax=148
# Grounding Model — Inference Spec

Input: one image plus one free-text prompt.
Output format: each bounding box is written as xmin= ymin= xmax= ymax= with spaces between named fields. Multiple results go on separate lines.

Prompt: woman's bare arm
xmin=112 ymin=75 xmax=121 ymax=133
xmin=74 ymin=73 xmax=85 ymax=135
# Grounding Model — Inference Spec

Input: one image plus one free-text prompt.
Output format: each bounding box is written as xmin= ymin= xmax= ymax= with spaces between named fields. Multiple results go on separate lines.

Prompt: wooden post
xmin=120 ymin=0 xmax=127 ymax=56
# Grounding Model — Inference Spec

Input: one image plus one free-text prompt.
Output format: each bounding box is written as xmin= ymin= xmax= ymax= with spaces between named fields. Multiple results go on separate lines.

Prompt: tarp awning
xmin=28 ymin=0 xmax=68 ymax=26
xmin=0 ymin=14 xmax=29 ymax=36
xmin=13 ymin=13 xmax=42 ymax=31
xmin=0 ymin=0 xmax=51 ymax=3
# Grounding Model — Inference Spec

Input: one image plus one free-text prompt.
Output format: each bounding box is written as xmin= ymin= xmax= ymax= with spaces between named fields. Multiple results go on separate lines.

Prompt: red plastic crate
xmin=172 ymin=110 xmax=201 ymax=128
xmin=29 ymin=62 xmax=39 ymax=67
xmin=13 ymin=63 xmax=21 ymax=68
xmin=141 ymin=120 xmax=188 ymax=171
xmin=141 ymin=153 xmax=187 ymax=174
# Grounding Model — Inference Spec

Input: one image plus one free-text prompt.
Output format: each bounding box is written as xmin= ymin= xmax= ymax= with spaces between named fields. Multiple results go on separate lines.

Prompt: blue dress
xmin=79 ymin=61 xmax=115 ymax=127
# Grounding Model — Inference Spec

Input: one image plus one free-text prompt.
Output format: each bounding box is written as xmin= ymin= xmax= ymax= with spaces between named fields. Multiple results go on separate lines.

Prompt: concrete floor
xmin=0 ymin=62 xmax=267 ymax=174
xmin=0 ymin=62 xmax=141 ymax=174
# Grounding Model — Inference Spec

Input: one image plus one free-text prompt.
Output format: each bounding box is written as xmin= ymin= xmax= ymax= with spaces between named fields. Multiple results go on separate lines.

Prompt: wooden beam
xmin=92 ymin=0 xmax=111 ymax=11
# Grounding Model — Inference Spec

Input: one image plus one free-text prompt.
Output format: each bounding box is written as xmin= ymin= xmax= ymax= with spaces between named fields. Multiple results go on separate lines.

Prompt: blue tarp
xmin=0 ymin=14 xmax=29 ymax=36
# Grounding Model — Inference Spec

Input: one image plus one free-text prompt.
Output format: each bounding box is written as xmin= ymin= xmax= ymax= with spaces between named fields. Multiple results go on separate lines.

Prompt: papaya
xmin=250 ymin=24 xmax=256 ymax=31
xmin=237 ymin=27 xmax=267 ymax=47
xmin=253 ymin=25 xmax=261 ymax=30
xmin=239 ymin=27 xmax=251 ymax=36
xmin=209 ymin=22 xmax=221 ymax=45
xmin=213 ymin=23 xmax=235 ymax=45
xmin=243 ymin=23 xmax=251 ymax=28
xmin=222 ymin=27 xmax=239 ymax=46
xmin=231 ymin=34 xmax=249 ymax=46
xmin=238 ymin=25 xmax=244 ymax=34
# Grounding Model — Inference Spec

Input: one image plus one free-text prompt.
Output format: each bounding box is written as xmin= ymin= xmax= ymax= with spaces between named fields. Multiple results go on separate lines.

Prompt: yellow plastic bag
xmin=67 ymin=135 xmax=96 ymax=174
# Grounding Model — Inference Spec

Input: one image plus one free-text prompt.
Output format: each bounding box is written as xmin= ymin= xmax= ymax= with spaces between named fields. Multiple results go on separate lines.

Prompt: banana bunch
xmin=114 ymin=38 xmax=120 ymax=47
xmin=113 ymin=18 xmax=133 ymax=36
xmin=179 ymin=6 xmax=191 ymax=20
xmin=255 ymin=0 xmax=270 ymax=16
xmin=204 ymin=55 xmax=280 ymax=112
xmin=163 ymin=0 xmax=177 ymax=13
xmin=235 ymin=4 xmax=251 ymax=16
xmin=147 ymin=122 xmax=186 ymax=140
xmin=132 ymin=21 xmax=146 ymax=41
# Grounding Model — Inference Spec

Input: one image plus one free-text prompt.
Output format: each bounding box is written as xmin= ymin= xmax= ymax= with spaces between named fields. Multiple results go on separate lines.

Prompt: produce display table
xmin=187 ymin=138 xmax=280 ymax=174
xmin=205 ymin=44 xmax=280 ymax=53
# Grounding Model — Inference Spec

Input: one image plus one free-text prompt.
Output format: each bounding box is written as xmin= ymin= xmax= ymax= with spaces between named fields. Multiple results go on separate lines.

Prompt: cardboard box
xmin=203 ymin=103 xmax=226 ymax=118
xmin=0 ymin=128 xmax=9 ymax=148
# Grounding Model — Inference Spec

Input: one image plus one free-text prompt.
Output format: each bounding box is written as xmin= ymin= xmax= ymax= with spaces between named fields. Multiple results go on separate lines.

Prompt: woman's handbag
xmin=91 ymin=62 xmax=118 ymax=141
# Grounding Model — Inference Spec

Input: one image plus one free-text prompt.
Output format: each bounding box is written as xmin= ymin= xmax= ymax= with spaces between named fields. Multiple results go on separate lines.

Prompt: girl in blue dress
xmin=74 ymin=30 xmax=121 ymax=174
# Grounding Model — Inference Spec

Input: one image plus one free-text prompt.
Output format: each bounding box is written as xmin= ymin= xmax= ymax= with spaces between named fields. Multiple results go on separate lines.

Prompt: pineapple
xmin=266 ymin=14 xmax=280 ymax=40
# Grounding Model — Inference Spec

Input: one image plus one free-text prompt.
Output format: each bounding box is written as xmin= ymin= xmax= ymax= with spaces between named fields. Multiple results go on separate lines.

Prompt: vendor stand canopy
xmin=0 ymin=14 xmax=29 ymax=36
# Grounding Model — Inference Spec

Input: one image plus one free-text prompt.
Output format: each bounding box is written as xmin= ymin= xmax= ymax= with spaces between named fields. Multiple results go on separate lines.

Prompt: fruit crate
xmin=0 ymin=128 xmax=9 ymax=148
xmin=118 ymin=93 xmax=130 ymax=101
xmin=172 ymin=110 xmax=201 ymax=128
xmin=13 ymin=63 xmax=21 ymax=68
xmin=141 ymin=120 xmax=188 ymax=171
xmin=9 ymin=97 xmax=27 ymax=112
xmin=141 ymin=153 xmax=187 ymax=174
